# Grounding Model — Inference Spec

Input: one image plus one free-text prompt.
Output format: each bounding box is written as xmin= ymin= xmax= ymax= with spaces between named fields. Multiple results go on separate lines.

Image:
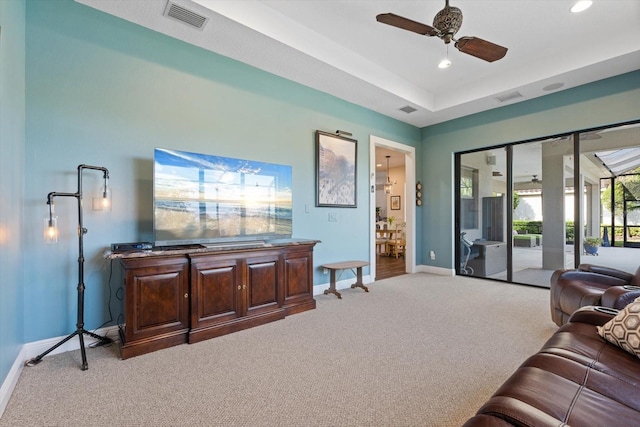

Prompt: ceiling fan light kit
xmin=376 ymin=0 xmax=508 ymax=63
xmin=571 ymin=1 xmax=593 ymax=13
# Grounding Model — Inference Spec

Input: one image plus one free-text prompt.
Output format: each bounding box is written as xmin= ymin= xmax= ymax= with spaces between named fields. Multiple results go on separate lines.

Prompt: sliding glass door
xmin=578 ymin=125 xmax=640 ymax=273
xmin=458 ymin=148 xmax=508 ymax=279
xmin=455 ymin=120 xmax=640 ymax=287
xmin=511 ymin=137 xmax=573 ymax=286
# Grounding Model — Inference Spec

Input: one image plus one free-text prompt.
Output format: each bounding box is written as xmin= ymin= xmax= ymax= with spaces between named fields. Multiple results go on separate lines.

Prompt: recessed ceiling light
xmin=438 ymin=58 xmax=451 ymax=69
xmin=570 ymin=1 xmax=592 ymax=13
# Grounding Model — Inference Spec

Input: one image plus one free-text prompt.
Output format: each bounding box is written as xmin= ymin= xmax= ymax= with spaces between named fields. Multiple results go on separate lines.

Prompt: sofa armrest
xmin=567 ymin=305 xmax=618 ymax=326
xmin=601 ymin=286 xmax=640 ymax=309
xmin=578 ymin=263 xmax=635 ymax=282
xmin=555 ymin=269 xmax=630 ymax=289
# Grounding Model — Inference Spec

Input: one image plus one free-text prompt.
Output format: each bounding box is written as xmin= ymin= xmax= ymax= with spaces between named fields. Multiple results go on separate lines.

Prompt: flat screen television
xmin=153 ymin=148 xmax=293 ymax=247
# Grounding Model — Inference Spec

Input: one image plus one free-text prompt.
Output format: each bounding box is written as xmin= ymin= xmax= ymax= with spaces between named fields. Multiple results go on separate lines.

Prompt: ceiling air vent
xmin=164 ymin=1 xmax=209 ymax=30
xmin=399 ymin=105 xmax=417 ymax=114
xmin=495 ymin=91 xmax=523 ymax=103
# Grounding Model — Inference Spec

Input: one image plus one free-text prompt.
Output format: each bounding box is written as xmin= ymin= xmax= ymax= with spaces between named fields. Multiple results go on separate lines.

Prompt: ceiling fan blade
xmin=455 ymin=36 xmax=507 ymax=62
xmin=376 ymin=13 xmax=439 ymax=37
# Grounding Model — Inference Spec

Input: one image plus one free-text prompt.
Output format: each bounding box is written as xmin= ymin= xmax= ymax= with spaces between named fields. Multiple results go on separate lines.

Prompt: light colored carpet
xmin=0 ymin=273 xmax=557 ymax=427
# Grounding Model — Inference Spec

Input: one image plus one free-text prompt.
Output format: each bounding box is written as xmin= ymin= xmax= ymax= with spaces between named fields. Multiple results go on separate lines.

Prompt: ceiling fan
xmin=531 ymin=175 xmax=542 ymax=184
xmin=376 ymin=0 xmax=508 ymax=63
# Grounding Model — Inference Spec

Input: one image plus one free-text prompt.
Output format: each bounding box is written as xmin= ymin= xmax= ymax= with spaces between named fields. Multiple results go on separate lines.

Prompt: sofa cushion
xmin=597 ymin=296 xmax=640 ymax=359
xmin=465 ymin=308 xmax=640 ymax=426
xmin=542 ymin=323 xmax=640 ymax=386
xmin=468 ymin=351 xmax=640 ymax=426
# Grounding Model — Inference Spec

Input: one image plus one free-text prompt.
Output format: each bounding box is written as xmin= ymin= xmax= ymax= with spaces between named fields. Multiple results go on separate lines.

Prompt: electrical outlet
xmin=328 ymin=213 xmax=337 ymax=222
xmin=429 ymin=250 xmax=436 ymax=260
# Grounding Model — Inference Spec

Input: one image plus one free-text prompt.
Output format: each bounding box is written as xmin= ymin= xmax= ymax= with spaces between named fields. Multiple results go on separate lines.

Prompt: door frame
xmin=369 ymin=135 xmax=416 ymax=278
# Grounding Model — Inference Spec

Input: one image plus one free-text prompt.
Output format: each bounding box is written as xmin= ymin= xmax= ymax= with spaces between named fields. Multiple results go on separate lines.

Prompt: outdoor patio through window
xmin=456 ymin=121 xmax=640 ymax=287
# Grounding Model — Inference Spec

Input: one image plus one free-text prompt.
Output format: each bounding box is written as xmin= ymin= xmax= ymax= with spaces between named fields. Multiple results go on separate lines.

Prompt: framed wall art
xmin=390 ymin=195 xmax=401 ymax=210
xmin=315 ymin=130 xmax=357 ymax=207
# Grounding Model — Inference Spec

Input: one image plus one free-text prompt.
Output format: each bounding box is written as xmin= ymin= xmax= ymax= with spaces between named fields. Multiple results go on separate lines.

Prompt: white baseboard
xmin=0 ymin=346 xmax=27 ymax=418
xmin=416 ymin=264 xmax=456 ymax=276
xmin=312 ymin=266 xmax=457 ymax=297
xmin=0 ymin=325 xmax=119 ymax=420
xmin=313 ymin=274 xmax=373 ymax=296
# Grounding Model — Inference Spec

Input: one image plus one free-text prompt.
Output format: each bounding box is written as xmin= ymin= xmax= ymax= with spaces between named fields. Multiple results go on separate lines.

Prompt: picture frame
xmin=390 ymin=195 xmax=401 ymax=210
xmin=315 ymin=130 xmax=357 ymax=207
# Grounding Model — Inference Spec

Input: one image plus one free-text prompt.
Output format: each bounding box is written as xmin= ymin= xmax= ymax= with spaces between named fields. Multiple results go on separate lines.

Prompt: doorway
xmin=369 ymin=135 xmax=416 ymax=280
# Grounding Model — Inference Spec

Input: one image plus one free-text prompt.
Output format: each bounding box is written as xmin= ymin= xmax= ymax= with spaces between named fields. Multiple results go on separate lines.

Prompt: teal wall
xmin=23 ymin=0 xmax=420 ymax=342
xmin=420 ymin=70 xmax=640 ymax=270
xmin=0 ymin=0 xmax=26 ymax=389
xmin=1 ymin=0 xmax=638 ymax=395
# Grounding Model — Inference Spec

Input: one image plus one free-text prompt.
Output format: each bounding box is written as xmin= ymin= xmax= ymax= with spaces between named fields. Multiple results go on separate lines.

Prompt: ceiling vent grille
xmin=495 ymin=91 xmax=523 ymax=103
xmin=164 ymin=1 xmax=209 ymax=30
xmin=399 ymin=105 xmax=417 ymax=114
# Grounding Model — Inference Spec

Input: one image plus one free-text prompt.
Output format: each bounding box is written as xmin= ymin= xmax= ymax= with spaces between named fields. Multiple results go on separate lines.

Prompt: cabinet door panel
xmin=135 ymin=272 xmax=184 ymax=329
xmin=245 ymin=253 xmax=282 ymax=315
xmin=122 ymin=256 xmax=189 ymax=343
xmin=282 ymin=247 xmax=315 ymax=314
xmin=246 ymin=256 xmax=280 ymax=313
xmin=284 ymin=255 xmax=311 ymax=298
xmin=199 ymin=267 xmax=236 ymax=318
xmin=192 ymin=260 xmax=241 ymax=327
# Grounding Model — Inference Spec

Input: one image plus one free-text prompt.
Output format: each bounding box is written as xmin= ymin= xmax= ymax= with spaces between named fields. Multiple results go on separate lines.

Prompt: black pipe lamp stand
xmin=26 ymin=164 xmax=114 ymax=371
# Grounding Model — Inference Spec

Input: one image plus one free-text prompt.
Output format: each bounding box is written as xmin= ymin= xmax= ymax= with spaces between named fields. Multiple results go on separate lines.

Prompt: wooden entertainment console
xmin=111 ymin=240 xmax=318 ymax=359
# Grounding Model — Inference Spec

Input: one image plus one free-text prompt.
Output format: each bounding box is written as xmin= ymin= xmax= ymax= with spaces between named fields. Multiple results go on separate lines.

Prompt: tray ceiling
xmin=76 ymin=0 xmax=640 ymax=127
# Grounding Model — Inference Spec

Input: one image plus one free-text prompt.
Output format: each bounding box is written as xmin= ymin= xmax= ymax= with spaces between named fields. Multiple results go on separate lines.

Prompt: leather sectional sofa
xmin=463 ymin=305 xmax=640 ymax=426
xmin=550 ymin=264 xmax=640 ymax=326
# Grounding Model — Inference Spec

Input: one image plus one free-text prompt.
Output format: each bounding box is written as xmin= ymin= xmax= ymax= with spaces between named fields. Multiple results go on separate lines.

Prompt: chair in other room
xmin=375 ymin=223 xmax=389 ymax=255
xmin=387 ymin=222 xmax=406 ymax=259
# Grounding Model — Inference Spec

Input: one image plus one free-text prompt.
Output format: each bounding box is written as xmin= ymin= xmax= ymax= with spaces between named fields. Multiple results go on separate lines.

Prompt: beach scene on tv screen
xmin=154 ymin=149 xmax=292 ymax=243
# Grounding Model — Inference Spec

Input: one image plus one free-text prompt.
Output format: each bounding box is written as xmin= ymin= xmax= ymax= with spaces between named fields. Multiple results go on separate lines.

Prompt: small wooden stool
xmin=321 ymin=261 xmax=369 ymax=299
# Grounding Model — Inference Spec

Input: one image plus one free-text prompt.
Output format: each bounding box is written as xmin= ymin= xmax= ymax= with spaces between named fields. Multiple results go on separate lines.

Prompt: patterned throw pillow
xmin=597 ymin=296 xmax=640 ymax=359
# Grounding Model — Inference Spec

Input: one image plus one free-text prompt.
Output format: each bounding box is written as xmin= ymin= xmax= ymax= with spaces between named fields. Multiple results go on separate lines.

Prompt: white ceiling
xmin=375 ymin=146 xmax=405 ymax=173
xmin=76 ymin=0 xmax=640 ymax=129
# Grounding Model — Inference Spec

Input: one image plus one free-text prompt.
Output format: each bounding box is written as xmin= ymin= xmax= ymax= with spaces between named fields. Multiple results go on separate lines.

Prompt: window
xmin=460 ymin=167 xmax=478 ymax=228
xmin=460 ymin=167 xmax=475 ymax=198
